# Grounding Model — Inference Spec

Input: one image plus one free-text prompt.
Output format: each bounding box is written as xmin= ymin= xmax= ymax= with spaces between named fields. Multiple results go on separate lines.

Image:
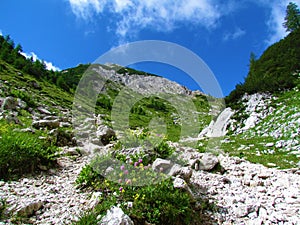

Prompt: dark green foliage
xmin=226 ymin=28 xmax=300 ymax=103
xmin=153 ymin=140 xmax=175 ymax=159
xmin=57 ymin=64 xmax=90 ymax=92
xmin=96 ymin=94 xmax=112 ymax=110
xmin=76 ymin=165 xmax=103 ymax=188
xmin=283 ymin=2 xmax=300 ymax=32
xmin=0 ymin=34 xmax=58 ymax=83
xmin=117 ymin=67 xmax=159 ymax=77
xmin=122 ymin=179 xmax=195 ymax=225
xmin=10 ymin=89 xmax=36 ymax=108
xmin=147 ymin=96 xmax=167 ymax=111
xmin=0 ymin=198 xmax=7 ymax=220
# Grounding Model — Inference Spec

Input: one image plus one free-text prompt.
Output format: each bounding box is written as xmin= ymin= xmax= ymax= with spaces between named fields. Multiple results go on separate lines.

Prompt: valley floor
xmin=1 ymin=149 xmax=299 ymax=225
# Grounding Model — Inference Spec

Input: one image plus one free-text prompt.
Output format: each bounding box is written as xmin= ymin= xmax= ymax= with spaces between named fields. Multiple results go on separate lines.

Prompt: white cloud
xmin=223 ymin=27 xmax=246 ymax=41
xmin=20 ymin=52 xmax=60 ymax=71
xmin=0 ymin=30 xmax=2 ymax=36
xmin=68 ymin=0 xmax=235 ymax=39
xmin=68 ymin=0 xmax=300 ymax=45
xmin=69 ymin=0 xmax=106 ymax=20
xmin=256 ymin=0 xmax=300 ymax=44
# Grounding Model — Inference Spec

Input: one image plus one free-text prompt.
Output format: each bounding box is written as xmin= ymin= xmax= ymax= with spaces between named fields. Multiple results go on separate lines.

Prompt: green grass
xmin=0 ymin=120 xmax=59 ymax=180
xmin=0 ymin=60 xmax=73 ymax=110
xmin=217 ymin=82 xmax=300 ymax=169
xmin=220 ymin=135 xmax=298 ymax=168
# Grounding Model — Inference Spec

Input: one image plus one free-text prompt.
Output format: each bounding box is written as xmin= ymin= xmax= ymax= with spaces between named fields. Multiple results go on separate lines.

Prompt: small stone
xmin=234 ymin=204 xmax=249 ymax=218
xmin=265 ymin=143 xmax=274 ymax=147
xmin=37 ymin=107 xmax=52 ymax=115
xmin=88 ymin=192 xmax=102 ymax=209
xmin=38 ymin=165 xmax=48 ymax=171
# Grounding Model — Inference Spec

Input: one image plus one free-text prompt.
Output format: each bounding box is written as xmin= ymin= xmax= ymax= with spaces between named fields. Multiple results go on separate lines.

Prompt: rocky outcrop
xmin=1 ymin=96 xmax=19 ymax=110
xmin=93 ymin=65 xmax=191 ymax=96
xmin=17 ymin=201 xmax=44 ymax=217
xmin=96 ymin=125 xmax=116 ymax=145
xmin=98 ymin=206 xmax=134 ymax=225
xmin=174 ymin=147 xmax=220 ymax=172
xmin=198 ymin=153 xmax=219 ymax=171
xmin=228 ymin=93 xmax=275 ymax=134
xmin=152 ymin=158 xmax=172 ymax=172
xmin=199 ymin=108 xmax=234 ymax=138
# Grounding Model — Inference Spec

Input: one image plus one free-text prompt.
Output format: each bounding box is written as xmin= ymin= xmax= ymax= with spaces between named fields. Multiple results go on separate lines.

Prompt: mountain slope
xmin=0 ymin=33 xmax=300 ymax=225
xmin=226 ymin=28 xmax=300 ymax=103
xmin=222 ymin=88 xmax=300 ymax=169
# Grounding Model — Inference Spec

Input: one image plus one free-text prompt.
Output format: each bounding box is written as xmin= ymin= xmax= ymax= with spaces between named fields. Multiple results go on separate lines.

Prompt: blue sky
xmin=0 ymin=0 xmax=299 ymax=96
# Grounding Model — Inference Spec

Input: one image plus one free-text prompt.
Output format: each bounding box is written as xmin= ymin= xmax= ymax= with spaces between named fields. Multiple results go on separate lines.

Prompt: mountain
xmin=0 ymin=32 xmax=300 ymax=225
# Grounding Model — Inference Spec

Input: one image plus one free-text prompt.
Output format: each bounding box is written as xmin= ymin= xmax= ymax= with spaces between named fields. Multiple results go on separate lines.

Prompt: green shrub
xmin=76 ymin=163 xmax=202 ymax=224
xmin=0 ymin=122 xmax=58 ymax=180
xmin=0 ymin=198 xmax=7 ymax=220
xmin=10 ymin=89 xmax=36 ymax=108
xmin=76 ymin=165 xmax=103 ymax=188
xmin=113 ymin=128 xmax=174 ymax=164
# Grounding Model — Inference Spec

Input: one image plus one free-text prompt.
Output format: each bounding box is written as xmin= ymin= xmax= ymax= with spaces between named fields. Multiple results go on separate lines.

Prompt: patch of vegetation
xmin=116 ymin=66 xmax=160 ymax=77
xmin=0 ymin=198 xmax=7 ymax=220
xmin=221 ymin=134 xmax=299 ymax=169
xmin=75 ymin=155 xmax=209 ymax=225
xmin=113 ymin=128 xmax=175 ymax=165
xmin=0 ymin=121 xmax=59 ymax=180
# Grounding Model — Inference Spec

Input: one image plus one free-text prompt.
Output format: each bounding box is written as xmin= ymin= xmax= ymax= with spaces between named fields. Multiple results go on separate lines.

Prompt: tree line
xmin=226 ymin=2 xmax=300 ymax=103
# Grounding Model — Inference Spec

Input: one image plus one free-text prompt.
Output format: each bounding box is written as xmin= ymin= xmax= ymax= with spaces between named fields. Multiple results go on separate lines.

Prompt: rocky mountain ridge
xmin=92 ymin=64 xmax=194 ymax=96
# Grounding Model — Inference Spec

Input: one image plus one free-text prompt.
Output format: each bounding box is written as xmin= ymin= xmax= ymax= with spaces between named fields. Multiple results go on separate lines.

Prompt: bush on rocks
xmin=0 ymin=121 xmax=58 ymax=180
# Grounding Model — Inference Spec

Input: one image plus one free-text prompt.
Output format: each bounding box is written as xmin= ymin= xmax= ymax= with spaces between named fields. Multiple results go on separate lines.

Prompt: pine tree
xmin=283 ymin=2 xmax=300 ymax=32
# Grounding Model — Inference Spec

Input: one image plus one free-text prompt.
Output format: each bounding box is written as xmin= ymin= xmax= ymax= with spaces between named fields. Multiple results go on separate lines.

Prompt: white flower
xmin=127 ymin=201 xmax=133 ymax=208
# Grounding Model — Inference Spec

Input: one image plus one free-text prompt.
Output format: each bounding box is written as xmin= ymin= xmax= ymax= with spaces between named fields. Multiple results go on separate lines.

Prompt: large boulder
xmin=96 ymin=125 xmax=116 ymax=145
xmin=98 ymin=206 xmax=134 ymax=225
xmin=1 ymin=96 xmax=18 ymax=110
xmin=152 ymin=158 xmax=172 ymax=173
xmin=17 ymin=201 xmax=44 ymax=217
xmin=199 ymin=153 xmax=219 ymax=171
xmin=169 ymin=164 xmax=193 ymax=182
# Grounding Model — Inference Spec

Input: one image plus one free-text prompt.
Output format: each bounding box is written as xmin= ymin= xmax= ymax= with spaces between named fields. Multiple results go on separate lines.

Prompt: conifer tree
xmin=283 ymin=2 xmax=300 ymax=32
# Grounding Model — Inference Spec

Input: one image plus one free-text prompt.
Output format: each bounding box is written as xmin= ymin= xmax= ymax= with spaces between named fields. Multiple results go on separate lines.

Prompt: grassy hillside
xmin=221 ymin=84 xmax=300 ymax=169
xmin=0 ymin=34 xmax=213 ymax=180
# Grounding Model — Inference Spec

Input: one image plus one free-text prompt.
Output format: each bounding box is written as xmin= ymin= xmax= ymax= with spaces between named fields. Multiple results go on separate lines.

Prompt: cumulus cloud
xmin=223 ymin=27 xmax=246 ymax=41
xmin=0 ymin=30 xmax=2 ymax=36
xmin=68 ymin=0 xmax=234 ymax=38
xmin=20 ymin=52 xmax=60 ymax=71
